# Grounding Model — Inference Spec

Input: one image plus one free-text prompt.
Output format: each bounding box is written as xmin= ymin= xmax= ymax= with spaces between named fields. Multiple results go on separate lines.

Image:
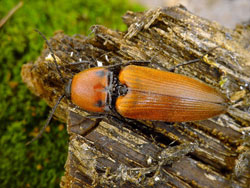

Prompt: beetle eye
xmin=65 ymin=79 xmax=72 ymax=99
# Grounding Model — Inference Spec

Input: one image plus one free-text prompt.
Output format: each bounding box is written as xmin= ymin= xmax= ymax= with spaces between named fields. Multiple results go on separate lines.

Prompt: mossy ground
xmin=0 ymin=0 xmax=144 ymax=187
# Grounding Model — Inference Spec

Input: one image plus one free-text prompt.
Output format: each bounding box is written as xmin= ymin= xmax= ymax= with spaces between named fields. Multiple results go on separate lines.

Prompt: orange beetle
xmin=27 ymin=31 xmax=227 ymax=145
xmin=68 ymin=65 xmax=227 ymax=122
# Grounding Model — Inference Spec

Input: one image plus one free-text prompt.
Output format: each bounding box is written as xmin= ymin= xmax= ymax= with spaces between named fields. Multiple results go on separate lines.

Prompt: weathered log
xmin=22 ymin=6 xmax=250 ymax=188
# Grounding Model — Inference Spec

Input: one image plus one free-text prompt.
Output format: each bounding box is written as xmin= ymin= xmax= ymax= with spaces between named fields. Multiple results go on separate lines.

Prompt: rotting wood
xmin=21 ymin=6 xmax=250 ymax=188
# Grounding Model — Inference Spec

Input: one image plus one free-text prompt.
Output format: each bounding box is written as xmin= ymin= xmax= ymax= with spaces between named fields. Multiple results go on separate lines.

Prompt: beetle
xmin=68 ymin=64 xmax=227 ymax=122
xmin=26 ymin=30 xmax=227 ymax=144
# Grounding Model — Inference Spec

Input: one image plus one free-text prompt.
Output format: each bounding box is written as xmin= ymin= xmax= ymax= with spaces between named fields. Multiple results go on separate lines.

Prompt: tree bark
xmin=22 ymin=6 xmax=250 ymax=188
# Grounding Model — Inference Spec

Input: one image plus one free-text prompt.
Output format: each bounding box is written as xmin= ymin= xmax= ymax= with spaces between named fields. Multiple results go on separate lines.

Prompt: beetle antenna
xmin=170 ymin=46 xmax=220 ymax=71
xmin=34 ymin=29 xmax=65 ymax=83
xmin=26 ymin=94 xmax=65 ymax=145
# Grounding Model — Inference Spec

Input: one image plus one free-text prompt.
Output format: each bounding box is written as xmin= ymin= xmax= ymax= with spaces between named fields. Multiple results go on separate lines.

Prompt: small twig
xmin=0 ymin=1 xmax=23 ymax=28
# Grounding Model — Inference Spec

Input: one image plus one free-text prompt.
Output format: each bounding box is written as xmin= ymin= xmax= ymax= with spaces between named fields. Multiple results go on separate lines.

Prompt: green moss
xmin=0 ymin=0 xmax=144 ymax=187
